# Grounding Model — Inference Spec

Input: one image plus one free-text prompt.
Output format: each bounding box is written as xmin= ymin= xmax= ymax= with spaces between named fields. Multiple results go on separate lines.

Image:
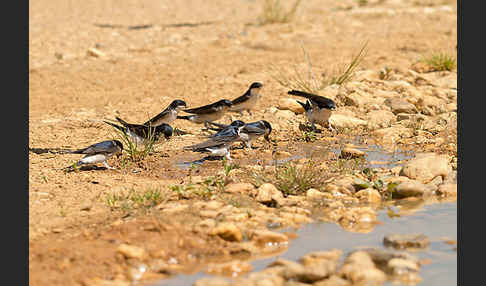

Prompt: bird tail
xmin=288 ymin=90 xmax=314 ymax=99
xmin=115 ymin=116 xmax=131 ymax=126
xmin=296 ymin=100 xmax=311 ymax=112
xmin=177 ymin=115 xmax=193 ymax=121
xmin=103 ymin=120 xmax=125 ymax=132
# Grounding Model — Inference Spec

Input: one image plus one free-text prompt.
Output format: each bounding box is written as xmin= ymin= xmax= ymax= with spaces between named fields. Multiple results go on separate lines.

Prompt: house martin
xmin=207 ymin=120 xmax=272 ymax=149
xmin=229 ymin=82 xmax=263 ymax=116
xmin=177 ymin=99 xmax=233 ymax=128
xmin=104 ymin=117 xmax=173 ymax=145
xmin=66 ymin=140 xmax=123 ymax=170
xmin=288 ymin=89 xmax=336 ymax=132
xmin=143 ymin=99 xmax=187 ymax=126
xmin=183 ymin=124 xmax=243 ymax=160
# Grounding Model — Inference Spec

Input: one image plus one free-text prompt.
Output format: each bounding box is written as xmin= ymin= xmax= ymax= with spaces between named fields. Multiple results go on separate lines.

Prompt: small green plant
xmin=420 ymin=52 xmax=456 ymax=72
xmin=330 ymin=157 xmax=366 ymax=175
xmin=251 ymin=160 xmax=325 ymax=197
xmin=300 ymin=130 xmax=317 ymax=142
xmin=109 ymin=123 xmax=158 ymax=162
xmin=271 ymin=41 xmax=368 ymax=94
xmin=259 ymin=0 xmax=302 ymax=25
xmin=105 ymin=188 xmax=164 ymax=210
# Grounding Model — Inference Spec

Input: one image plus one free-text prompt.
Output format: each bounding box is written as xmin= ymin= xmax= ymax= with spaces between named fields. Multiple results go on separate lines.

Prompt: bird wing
xmin=143 ymin=108 xmax=170 ymax=125
xmin=206 ymin=121 xmax=229 ymax=132
xmin=231 ymin=92 xmax=250 ymax=105
xmin=74 ymin=141 xmax=119 ymax=155
xmin=183 ymin=102 xmax=221 ymax=115
xmin=288 ymin=90 xmax=335 ymax=109
xmin=242 ymin=122 xmax=266 ymax=136
xmin=185 ymin=129 xmax=239 ymax=150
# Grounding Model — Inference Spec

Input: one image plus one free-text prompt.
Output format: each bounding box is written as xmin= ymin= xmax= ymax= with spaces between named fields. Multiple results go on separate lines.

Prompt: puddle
xmin=151 ymin=201 xmax=457 ymax=286
xmin=174 ymin=141 xmax=415 ymax=170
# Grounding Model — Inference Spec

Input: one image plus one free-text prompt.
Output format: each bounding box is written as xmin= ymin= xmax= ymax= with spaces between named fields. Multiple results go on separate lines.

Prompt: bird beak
xmin=264 ymin=134 xmax=271 ymax=142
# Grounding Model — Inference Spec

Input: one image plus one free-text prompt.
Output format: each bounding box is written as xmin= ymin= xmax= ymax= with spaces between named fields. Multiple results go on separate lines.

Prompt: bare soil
xmin=29 ymin=0 xmax=457 ymax=285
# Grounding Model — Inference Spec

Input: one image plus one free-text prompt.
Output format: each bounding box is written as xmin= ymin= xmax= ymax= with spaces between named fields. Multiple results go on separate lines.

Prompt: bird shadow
xmin=63 ymin=165 xmax=108 ymax=173
xmin=298 ymin=123 xmax=322 ymax=133
xmin=177 ymin=155 xmax=225 ymax=169
xmin=29 ymin=147 xmax=72 ymax=154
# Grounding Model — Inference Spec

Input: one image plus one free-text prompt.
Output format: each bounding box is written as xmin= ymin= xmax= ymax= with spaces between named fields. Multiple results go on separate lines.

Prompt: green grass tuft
xmin=259 ymin=0 xmax=302 ymax=25
xmin=420 ymin=52 xmax=456 ymax=71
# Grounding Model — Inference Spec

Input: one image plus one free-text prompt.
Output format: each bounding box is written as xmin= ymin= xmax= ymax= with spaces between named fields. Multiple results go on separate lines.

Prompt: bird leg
xmin=103 ymin=161 xmax=116 ymax=170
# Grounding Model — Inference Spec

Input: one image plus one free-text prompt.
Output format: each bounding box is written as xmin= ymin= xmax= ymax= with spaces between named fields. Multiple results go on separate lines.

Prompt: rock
xmin=384 ymin=97 xmax=418 ymax=115
xmin=372 ymin=126 xmax=413 ymax=144
xmin=383 ymin=234 xmax=430 ymax=249
xmin=306 ymin=188 xmax=327 ymax=200
xmin=244 ymin=271 xmax=285 ymax=286
xmin=361 ymin=247 xmax=420 ymax=269
xmin=299 ymin=249 xmax=342 ymax=265
xmin=194 ymin=200 xmax=224 ymax=211
xmin=256 ymin=183 xmax=285 ymax=207
xmin=339 ymin=147 xmax=365 ymax=159
xmin=352 ymin=178 xmax=372 ymax=191
xmin=329 ymin=114 xmax=368 ymax=129
xmin=225 ymin=182 xmax=255 ymax=194
xmin=343 ymin=92 xmax=367 ymax=107
xmin=199 ymin=210 xmax=220 ymax=218
xmin=196 ymin=219 xmax=216 ymax=229
xmin=313 ymin=275 xmax=351 ymax=286
xmin=205 ymin=260 xmax=253 ymax=277
xmin=156 ymin=203 xmax=188 ymax=214
xmin=387 ymin=258 xmax=420 ymax=275
xmin=396 ymin=113 xmax=427 ymax=122
xmin=339 ymin=251 xmax=387 ymax=285
xmin=353 ymin=69 xmax=381 ymax=82
xmin=194 ymin=277 xmax=232 ymax=286
xmin=250 ymin=230 xmax=289 ymax=250
xmin=325 ymin=175 xmax=357 ymax=195
xmin=83 ymin=278 xmax=130 ymax=286
xmin=392 ymin=180 xmax=432 ymax=198
xmin=117 ymin=244 xmax=147 ymax=260
xmin=354 ymin=188 xmax=382 ymax=203
xmin=366 ymin=110 xmax=396 ymax=129
xmin=415 ymin=96 xmax=447 ymax=115
xmin=210 ymin=222 xmax=243 ymax=242
xmin=278 ymin=98 xmax=305 ymax=114
xmin=275 ymin=109 xmax=296 ymax=120
xmin=400 ymin=153 xmax=452 ymax=184
xmin=436 ymin=183 xmax=457 ymax=197
xmin=267 ymin=258 xmax=333 ymax=283
xmin=87 ymin=47 xmax=106 ymax=58
xmin=338 ymin=207 xmax=377 ymax=233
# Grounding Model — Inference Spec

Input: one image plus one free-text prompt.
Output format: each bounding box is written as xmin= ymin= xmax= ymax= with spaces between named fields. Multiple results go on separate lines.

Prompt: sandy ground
xmin=29 ymin=0 xmax=457 ymax=285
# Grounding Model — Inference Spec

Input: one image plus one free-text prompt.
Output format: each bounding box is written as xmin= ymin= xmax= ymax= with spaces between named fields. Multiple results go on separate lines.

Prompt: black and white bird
xmin=177 ymin=99 xmax=233 ymax=128
xmin=229 ymin=82 xmax=263 ymax=116
xmin=207 ymin=120 xmax=272 ymax=149
xmin=183 ymin=124 xmax=244 ymax=160
xmin=288 ymin=89 xmax=336 ymax=132
xmin=143 ymin=99 xmax=187 ymax=126
xmin=104 ymin=117 xmax=173 ymax=146
xmin=66 ymin=140 xmax=123 ymax=170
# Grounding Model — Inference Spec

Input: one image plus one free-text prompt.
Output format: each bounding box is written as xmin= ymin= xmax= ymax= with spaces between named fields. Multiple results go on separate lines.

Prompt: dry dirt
xmin=29 ymin=0 xmax=457 ymax=285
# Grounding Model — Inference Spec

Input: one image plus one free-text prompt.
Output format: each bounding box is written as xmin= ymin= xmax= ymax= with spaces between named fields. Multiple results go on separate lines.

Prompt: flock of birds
xmin=61 ymin=82 xmax=337 ymax=170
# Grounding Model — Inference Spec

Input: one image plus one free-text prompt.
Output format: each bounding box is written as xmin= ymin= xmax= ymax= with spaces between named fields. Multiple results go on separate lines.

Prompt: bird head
xmin=170 ymin=99 xmax=187 ymax=110
xmin=261 ymin=120 xmax=273 ymax=142
xmin=230 ymin=120 xmax=246 ymax=128
xmin=113 ymin=140 xmax=124 ymax=157
xmin=220 ymin=99 xmax=233 ymax=108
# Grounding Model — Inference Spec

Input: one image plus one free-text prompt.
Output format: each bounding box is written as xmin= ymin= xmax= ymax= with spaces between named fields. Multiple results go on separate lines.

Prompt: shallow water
xmin=153 ymin=201 xmax=457 ymax=286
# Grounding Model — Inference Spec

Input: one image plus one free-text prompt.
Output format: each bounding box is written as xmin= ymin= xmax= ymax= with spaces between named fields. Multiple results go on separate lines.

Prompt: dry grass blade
xmin=270 ymin=40 xmax=369 ymax=94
